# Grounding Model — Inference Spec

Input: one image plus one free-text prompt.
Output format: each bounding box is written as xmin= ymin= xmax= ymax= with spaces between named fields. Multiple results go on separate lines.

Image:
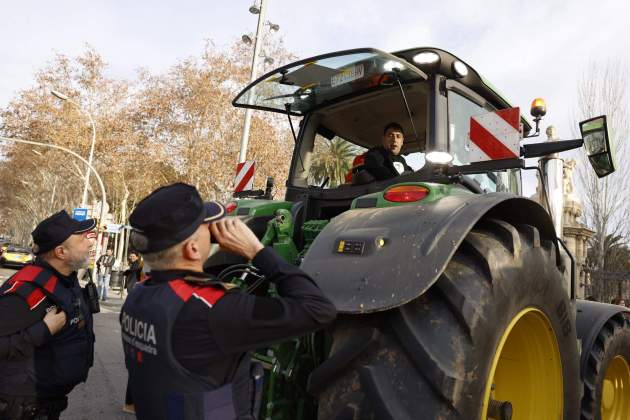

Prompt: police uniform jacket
xmin=121 ymin=246 xmax=337 ymax=420
xmin=0 ymin=259 xmax=95 ymax=398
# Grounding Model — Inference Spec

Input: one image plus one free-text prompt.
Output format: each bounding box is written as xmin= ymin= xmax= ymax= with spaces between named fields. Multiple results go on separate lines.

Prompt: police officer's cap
xmin=129 ymin=183 xmax=225 ymax=253
xmin=31 ymin=210 xmax=96 ymax=255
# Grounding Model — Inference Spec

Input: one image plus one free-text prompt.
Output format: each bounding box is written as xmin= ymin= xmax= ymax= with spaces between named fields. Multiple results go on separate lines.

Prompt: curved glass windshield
xmin=234 ymin=49 xmax=426 ymax=115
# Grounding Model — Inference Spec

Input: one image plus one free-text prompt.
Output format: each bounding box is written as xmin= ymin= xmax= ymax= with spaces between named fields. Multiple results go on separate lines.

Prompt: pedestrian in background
xmin=611 ymin=297 xmax=627 ymax=307
xmin=96 ymin=248 xmax=115 ymax=301
xmin=123 ymin=251 xmax=142 ymax=295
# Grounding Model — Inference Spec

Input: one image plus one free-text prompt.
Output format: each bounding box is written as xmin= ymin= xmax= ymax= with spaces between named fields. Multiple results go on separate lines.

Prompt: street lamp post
xmin=51 ymin=90 xmax=97 ymax=208
xmin=238 ymin=0 xmax=276 ymax=163
xmin=0 ymin=136 xmax=107 ymax=283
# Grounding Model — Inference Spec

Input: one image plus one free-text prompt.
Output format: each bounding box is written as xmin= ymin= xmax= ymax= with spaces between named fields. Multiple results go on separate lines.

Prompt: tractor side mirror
xmin=579 ymin=115 xmax=615 ymax=178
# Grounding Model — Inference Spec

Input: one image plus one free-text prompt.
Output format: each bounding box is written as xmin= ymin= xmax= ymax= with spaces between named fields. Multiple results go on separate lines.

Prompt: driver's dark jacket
xmin=121 ymin=246 xmax=337 ymax=419
xmin=364 ymin=146 xmax=413 ymax=180
xmin=0 ymin=259 xmax=95 ymax=398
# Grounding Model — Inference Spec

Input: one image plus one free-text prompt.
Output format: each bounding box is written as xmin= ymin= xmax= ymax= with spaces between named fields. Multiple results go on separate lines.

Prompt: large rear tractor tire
xmin=581 ymin=313 xmax=630 ymax=420
xmin=311 ymin=219 xmax=580 ymax=420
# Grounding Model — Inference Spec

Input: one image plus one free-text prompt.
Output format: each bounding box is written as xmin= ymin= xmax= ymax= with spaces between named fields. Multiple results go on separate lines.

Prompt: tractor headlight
xmin=452 ymin=61 xmax=469 ymax=78
xmin=426 ymin=151 xmax=454 ymax=165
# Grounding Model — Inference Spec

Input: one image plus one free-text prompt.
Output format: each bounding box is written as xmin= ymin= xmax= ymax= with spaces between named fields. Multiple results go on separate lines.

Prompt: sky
xmin=1 ymin=0 xmax=629 ymax=195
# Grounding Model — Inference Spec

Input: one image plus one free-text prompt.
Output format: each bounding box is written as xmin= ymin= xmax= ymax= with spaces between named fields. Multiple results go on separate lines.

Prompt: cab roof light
xmin=452 ymin=60 xmax=469 ymax=78
xmin=383 ymin=185 xmax=430 ymax=203
xmin=413 ymin=51 xmax=440 ymax=65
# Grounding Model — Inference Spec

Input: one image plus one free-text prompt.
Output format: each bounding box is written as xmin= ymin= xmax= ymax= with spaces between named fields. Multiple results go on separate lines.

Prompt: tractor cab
xmin=234 ymin=47 xmax=526 ymax=220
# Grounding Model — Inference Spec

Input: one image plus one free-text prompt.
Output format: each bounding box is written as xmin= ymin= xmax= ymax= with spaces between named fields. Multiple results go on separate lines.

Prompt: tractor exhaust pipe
xmin=538 ymin=125 xmax=575 ymax=297
xmin=538 ymin=126 xmax=564 ymax=238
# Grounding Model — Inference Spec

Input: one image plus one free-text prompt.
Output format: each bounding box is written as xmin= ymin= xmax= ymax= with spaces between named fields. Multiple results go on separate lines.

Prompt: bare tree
xmin=0 ymin=40 xmax=297 ymax=243
xmin=574 ymin=60 xmax=630 ymax=270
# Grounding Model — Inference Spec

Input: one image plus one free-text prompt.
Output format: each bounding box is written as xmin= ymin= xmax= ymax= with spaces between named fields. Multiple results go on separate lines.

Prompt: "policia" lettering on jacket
xmin=121 ymin=311 xmax=158 ymax=355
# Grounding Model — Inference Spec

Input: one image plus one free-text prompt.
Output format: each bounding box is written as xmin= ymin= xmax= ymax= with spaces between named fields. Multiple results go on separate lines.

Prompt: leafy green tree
xmin=309 ymin=138 xmax=360 ymax=188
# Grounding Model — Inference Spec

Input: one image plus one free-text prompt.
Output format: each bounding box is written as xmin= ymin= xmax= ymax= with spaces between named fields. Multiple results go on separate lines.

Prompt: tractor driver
xmin=363 ymin=122 xmax=413 ymax=181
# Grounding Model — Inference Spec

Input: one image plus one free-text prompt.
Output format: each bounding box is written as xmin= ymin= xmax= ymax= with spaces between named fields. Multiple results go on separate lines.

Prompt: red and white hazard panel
xmin=234 ymin=160 xmax=256 ymax=192
xmin=468 ymin=107 xmax=521 ymax=162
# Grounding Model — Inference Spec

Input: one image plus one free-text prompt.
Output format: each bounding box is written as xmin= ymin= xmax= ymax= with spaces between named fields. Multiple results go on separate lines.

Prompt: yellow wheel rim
xmin=601 ymin=355 xmax=630 ymax=420
xmin=481 ymin=308 xmax=563 ymax=420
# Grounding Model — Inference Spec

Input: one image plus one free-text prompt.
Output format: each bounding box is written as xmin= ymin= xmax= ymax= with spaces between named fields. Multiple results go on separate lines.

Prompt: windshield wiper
xmin=392 ymin=69 xmax=422 ymax=154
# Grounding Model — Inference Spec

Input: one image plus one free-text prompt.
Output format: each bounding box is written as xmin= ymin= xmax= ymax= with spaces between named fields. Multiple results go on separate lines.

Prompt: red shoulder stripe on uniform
xmin=168 ymin=279 xmax=225 ymax=307
xmin=26 ymin=288 xmax=46 ymax=310
xmin=13 ymin=265 xmax=44 ymax=282
xmin=191 ymin=287 xmax=225 ymax=309
xmin=168 ymin=279 xmax=195 ymax=302
xmin=43 ymin=276 xmax=58 ymax=293
xmin=25 ymin=276 xmax=58 ymax=310
xmin=2 ymin=280 xmax=20 ymax=294
xmin=2 ymin=265 xmax=44 ymax=294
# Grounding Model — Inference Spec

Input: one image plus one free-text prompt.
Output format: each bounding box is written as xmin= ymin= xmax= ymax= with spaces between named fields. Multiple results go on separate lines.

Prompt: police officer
xmin=121 ymin=183 xmax=337 ymax=420
xmin=0 ymin=210 xmax=97 ymax=420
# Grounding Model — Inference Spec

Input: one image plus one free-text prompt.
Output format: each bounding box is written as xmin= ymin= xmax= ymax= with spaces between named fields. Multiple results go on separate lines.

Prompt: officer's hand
xmin=43 ymin=306 xmax=67 ymax=335
xmin=210 ymin=217 xmax=264 ymax=260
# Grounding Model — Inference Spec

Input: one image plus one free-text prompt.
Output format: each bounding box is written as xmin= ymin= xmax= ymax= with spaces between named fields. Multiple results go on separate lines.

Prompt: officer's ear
xmin=182 ymin=237 xmax=201 ymax=262
xmin=52 ymin=245 xmax=67 ymax=261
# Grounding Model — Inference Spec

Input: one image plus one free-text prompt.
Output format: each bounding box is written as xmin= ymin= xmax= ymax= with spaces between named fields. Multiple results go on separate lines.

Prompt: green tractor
xmin=212 ymin=47 xmax=630 ymax=420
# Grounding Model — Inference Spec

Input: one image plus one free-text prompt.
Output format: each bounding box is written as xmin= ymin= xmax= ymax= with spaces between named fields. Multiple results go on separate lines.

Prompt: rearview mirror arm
xmin=446 ymin=158 xmax=525 ymax=176
xmin=520 ymin=139 xmax=584 ymax=159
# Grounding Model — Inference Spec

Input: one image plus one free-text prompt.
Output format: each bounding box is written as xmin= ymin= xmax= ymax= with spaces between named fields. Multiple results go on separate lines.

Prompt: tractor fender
xmin=575 ymin=299 xmax=630 ymax=376
xmin=301 ymin=192 xmax=557 ymax=314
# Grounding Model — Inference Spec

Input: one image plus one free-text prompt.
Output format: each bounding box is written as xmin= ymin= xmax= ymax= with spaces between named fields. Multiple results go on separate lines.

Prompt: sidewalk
xmin=78 ymin=277 xmax=125 ymax=314
xmin=98 ymin=293 xmax=125 ymax=314
xmin=63 ymin=286 xmax=130 ymax=419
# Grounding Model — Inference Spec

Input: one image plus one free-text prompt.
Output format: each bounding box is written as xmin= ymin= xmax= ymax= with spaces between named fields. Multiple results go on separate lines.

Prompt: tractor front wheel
xmin=312 ymin=219 xmax=580 ymax=419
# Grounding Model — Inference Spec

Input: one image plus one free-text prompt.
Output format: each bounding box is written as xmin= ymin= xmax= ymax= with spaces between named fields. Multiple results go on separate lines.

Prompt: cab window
xmin=308 ymin=134 xmax=367 ymax=188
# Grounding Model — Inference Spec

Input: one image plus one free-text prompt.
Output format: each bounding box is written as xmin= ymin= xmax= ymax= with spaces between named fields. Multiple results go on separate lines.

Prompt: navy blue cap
xmin=31 ymin=210 xmax=96 ymax=255
xmin=129 ymin=183 xmax=225 ymax=253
